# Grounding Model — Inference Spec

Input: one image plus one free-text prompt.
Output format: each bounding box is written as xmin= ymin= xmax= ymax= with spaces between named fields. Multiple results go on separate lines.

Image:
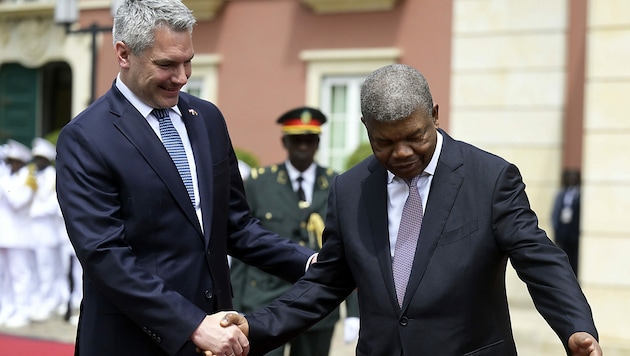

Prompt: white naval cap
xmin=32 ymin=137 xmax=56 ymax=161
xmin=5 ymin=139 xmax=32 ymax=162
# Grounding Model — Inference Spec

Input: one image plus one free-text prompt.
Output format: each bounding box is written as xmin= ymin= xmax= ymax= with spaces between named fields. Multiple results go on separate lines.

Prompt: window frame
xmin=300 ymin=48 xmax=400 ymax=171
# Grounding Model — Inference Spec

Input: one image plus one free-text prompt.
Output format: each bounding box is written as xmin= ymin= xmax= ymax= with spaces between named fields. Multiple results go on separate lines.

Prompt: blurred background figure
xmin=230 ymin=107 xmax=359 ymax=356
xmin=551 ymin=168 xmax=581 ymax=277
xmin=28 ymin=138 xmax=63 ymax=322
xmin=0 ymin=142 xmax=9 ymax=325
xmin=0 ymin=139 xmax=36 ymax=328
xmin=56 ymin=208 xmax=83 ymax=326
xmin=238 ymin=159 xmax=251 ymax=181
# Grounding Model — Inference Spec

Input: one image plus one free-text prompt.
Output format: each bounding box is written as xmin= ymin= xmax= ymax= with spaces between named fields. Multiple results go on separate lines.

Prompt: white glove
xmin=343 ymin=317 xmax=360 ymax=344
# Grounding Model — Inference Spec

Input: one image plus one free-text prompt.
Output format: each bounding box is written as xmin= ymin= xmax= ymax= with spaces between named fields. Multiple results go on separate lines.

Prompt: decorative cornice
xmin=183 ymin=0 xmax=227 ymax=21
xmin=0 ymin=0 xmax=228 ymax=22
xmin=0 ymin=2 xmax=54 ymax=21
xmin=300 ymin=0 xmax=398 ymax=14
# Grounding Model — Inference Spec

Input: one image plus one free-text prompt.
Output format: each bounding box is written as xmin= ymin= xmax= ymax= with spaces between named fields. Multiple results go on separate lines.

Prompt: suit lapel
xmin=109 ymin=87 xmax=202 ymax=237
xmin=401 ymin=130 xmax=464 ymax=310
xmin=311 ymin=166 xmax=332 ymax=209
xmin=273 ymin=164 xmax=303 ymax=211
xmin=178 ymin=98 xmax=206 ymax=239
xmin=363 ymin=159 xmax=401 ymax=312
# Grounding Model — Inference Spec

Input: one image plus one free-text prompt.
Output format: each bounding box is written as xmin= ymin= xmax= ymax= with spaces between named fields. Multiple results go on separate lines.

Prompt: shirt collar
xmin=115 ymin=74 xmax=182 ymax=119
xmin=285 ymin=160 xmax=316 ymax=183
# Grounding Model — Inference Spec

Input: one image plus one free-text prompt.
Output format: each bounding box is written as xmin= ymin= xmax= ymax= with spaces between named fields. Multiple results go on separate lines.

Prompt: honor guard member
xmin=29 ymin=138 xmax=63 ymax=322
xmin=0 ymin=139 xmax=36 ymax=328
xmin=230 ymin=107 xmax=359 ymax=356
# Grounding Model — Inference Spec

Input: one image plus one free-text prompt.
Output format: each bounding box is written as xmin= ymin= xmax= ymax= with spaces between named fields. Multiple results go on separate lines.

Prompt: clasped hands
xmin=192 ymin=312 xmax=250 ymax=356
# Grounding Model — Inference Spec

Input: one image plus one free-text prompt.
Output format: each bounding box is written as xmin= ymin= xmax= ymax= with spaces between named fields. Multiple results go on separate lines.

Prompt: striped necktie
xmin=153 ymin=108 xmax=195 ymax=206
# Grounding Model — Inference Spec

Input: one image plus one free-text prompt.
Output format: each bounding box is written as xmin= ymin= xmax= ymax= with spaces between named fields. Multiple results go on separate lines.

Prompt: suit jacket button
xmin=399 ymin=316 xmax=409 ymax=326
xmin=204 ymin=290 xmax=213 ymax=299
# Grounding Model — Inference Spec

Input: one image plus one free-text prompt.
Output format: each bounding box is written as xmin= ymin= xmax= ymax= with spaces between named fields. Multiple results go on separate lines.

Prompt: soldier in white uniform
xmin=0 ymin=143 xmax=11 ymax=325
xmin=0 ymin=139 xmax=36 ymax=328
xmin=29 ymin=138 xmax=63 ymax=322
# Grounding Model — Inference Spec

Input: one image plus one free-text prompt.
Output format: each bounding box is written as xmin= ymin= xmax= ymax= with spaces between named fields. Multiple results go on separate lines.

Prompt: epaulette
xmin=250 ymin=165 xmax=278 ymax=180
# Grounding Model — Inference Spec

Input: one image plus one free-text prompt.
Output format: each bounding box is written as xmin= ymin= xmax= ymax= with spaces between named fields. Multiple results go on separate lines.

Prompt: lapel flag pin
xmin=188 ymin=108 xmax=198 ymax=116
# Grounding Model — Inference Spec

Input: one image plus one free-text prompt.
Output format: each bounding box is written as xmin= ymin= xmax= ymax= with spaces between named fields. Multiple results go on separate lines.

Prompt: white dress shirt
xmin=285 ymin=160 xmax=317 ymax=204
xmin=387 ymin=132 xmax=443 ymax=258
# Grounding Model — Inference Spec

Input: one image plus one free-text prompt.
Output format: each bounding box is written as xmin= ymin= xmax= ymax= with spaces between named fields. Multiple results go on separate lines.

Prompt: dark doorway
xmin=41 ymin=62 xmax=72 ymax=143
xmin=0 ymin=61 xmax=72 ymax=146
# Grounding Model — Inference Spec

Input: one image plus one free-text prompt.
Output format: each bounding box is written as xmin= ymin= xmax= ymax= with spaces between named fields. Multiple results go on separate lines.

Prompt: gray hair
xmin=360 ymin=64 xmax=433 ymax=122
xmin=113 ymin=0 xmax=196 ymax=55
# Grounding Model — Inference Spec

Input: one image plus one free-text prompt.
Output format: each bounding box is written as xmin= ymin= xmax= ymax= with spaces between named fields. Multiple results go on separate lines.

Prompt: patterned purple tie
xmin=392 ymin=175 xmax=423 ymax=308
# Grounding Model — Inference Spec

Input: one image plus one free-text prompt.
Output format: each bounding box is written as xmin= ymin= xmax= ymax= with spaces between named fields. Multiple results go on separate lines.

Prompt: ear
xmin=281 ymin=135 xmax=289 ymax=149
xmin=115 ymin=41 xmax=131 ymax=69
xmin=432 ymin=105 xmax=440 ymax=128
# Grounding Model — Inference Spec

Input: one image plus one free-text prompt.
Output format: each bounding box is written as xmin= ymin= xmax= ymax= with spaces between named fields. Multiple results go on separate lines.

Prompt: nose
xmin=392 ymin=143 xmax=413 ymax=159
xmin=172 ymin=64 xmax=189 ymax=85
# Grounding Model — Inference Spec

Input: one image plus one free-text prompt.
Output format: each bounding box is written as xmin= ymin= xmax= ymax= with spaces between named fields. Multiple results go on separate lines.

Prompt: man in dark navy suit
xmin=56 ymin=1 xmax=313 ymax=355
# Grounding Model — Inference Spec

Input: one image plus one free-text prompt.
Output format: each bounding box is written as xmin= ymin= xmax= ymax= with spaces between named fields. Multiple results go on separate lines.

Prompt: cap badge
xmin=300 ymin=110 xmax=312 ymax=124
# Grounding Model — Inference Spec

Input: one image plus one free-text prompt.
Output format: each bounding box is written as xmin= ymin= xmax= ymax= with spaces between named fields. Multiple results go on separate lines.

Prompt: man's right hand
xmin=190 ymin=312 xmax=249 ymax=356
xmin=220 ymin=312 xmax=249 ymax=336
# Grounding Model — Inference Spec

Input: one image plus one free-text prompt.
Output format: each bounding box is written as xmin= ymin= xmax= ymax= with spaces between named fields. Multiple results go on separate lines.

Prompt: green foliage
xmin=344 ymin=142 xmax=373 ymax=171
xmin=235 ymin=147 xmax=259 ymax=168
xmin=45 ymin=130 xmax=61 ymax=145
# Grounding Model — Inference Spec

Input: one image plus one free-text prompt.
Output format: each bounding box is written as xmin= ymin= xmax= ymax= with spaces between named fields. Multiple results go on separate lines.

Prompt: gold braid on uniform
xmin=307 ymin=212 xmax=325 ymax=249
xmin=25 ymin=163 xmax=38 ymax=191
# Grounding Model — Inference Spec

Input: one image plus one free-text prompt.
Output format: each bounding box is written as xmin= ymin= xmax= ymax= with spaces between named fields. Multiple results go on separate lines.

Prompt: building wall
xmin=450 ymin=0 xmax=629 ymax=354
xmin=449 ymin=1 xmax=566 ymax=352
xmin=581 ymin=0 xmax=630 ymax=352
xmin=194 ymin=0 xmax=452 ymax=165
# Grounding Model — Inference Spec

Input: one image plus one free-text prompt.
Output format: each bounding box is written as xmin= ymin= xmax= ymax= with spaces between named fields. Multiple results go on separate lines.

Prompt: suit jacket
xmin=231 ymin=163 xmax=358 ymax=331
xmin=56 ymin=83 xmax=314 ymax=356
xmin=246 ymin=129 xmax=598 ymax=356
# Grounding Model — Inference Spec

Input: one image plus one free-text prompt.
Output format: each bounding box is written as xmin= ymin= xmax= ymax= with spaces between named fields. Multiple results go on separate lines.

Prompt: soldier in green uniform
xmin=230 ymin=107 xmax=359 ymax=356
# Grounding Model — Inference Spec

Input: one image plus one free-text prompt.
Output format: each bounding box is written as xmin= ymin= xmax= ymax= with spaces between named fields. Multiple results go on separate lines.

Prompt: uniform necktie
xmin=296 ymin=175 xmax=306 ymax=202
xmin=392 ymin=175 xmax=423 ymax=308
xmin=153 ymin=108 xmax=195 ymax=206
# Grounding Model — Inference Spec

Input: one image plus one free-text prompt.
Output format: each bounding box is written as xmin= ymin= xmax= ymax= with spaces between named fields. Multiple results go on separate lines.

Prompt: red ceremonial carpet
xmin=0 ymin=333 xmax=74 ymax=355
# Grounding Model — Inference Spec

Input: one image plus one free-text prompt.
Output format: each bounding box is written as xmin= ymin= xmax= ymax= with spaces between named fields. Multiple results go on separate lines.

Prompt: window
xmin=182 ymin=77 xmax=203 ymax=98
xmin=182 ymin=54 xmax=221 ymax=103
xmin=300 ymin=48 xmax=400 ymax=171
xmin=319 ymin=75 xmax=367 ymax=171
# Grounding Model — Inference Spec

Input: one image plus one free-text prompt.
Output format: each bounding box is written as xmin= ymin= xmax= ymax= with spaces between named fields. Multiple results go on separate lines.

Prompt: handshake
xmin=191 ymin=311 xmax=250 ymax=356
